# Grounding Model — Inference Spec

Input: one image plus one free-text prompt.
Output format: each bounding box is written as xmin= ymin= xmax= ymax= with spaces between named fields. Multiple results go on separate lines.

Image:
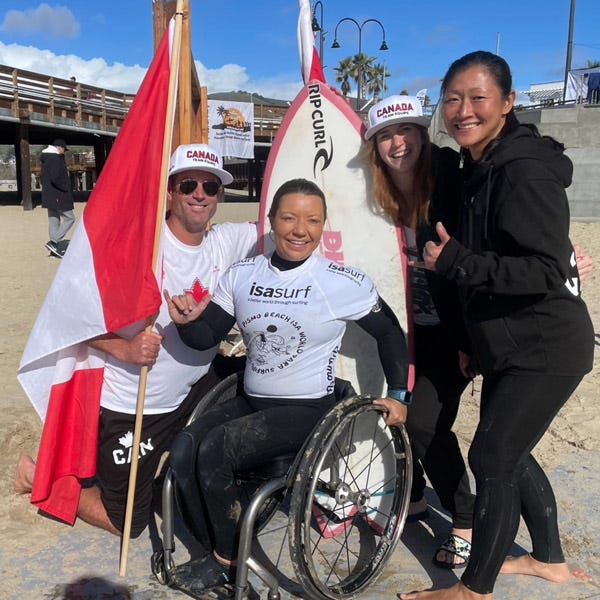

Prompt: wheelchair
xmin=151 ymin=371 xmax=413 ymax=599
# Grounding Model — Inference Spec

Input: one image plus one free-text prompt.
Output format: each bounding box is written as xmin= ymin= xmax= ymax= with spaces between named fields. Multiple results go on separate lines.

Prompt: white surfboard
xmin=259 ymin=82 xmax=414 ymax=396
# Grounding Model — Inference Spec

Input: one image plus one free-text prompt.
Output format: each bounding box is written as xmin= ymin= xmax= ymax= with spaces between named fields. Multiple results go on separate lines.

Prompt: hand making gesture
xmin=163 ymin=289 xmax=212 ymax=325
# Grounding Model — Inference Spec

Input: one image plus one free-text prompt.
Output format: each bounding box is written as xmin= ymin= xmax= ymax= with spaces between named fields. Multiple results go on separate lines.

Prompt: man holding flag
xmin=15 ymin=143 xmax=258 ymax=539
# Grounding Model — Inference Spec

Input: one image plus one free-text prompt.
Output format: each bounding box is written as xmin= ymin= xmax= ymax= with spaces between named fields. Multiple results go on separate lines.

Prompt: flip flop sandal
xmin=432 ymin=533 xmax=471 ymax=569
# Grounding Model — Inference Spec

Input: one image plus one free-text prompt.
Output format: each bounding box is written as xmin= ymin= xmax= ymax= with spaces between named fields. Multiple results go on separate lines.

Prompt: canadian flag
xmin=17 ymin=19 xmax=176 ymax=525
xmin=297 ymin=0 xmax=326 ymax=84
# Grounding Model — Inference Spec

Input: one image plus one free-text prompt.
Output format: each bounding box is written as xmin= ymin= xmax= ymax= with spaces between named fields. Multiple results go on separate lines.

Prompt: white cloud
xmin=0 ymin=42 xmax=144 ymax=92
xmin=0 ymin=4 xmax=80 ymax=38
xmin=196 ymin=61 xmax=250 ymax=93
xmin=195 ymin=60 xmax=301 ymax=100
xmin=0 ymin=41 xmax=302 ymax=100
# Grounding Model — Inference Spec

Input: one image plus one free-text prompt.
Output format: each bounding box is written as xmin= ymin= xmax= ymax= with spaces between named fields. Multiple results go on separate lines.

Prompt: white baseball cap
xmin=365 ymin=95 xmax=430 ymax=140
xmin=168 ymin=143 xmax=233 ymax=185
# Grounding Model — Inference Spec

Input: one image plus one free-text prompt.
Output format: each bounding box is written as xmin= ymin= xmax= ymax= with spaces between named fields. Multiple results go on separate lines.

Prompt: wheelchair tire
xmin=287 ymin=395 xmax=412 ymax=599
xmin=186 ymin=371 xmax=243 ymax=424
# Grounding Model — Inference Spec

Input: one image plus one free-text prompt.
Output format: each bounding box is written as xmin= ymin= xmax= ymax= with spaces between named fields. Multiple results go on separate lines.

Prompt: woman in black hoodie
xmin=399 ymin=51 xmax=595 ymax=600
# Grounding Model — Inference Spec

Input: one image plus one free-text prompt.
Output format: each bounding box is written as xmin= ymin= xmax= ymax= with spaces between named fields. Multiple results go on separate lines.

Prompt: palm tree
xmin=586 ymin=59 xmax=600 ymax=68
xmin=334 ymin=57 xmax=354 ymax=97
xmin=350 ymin=52 xmax=376 ymax=100
xmin=365 ymin=62 xmax=390 ymax=102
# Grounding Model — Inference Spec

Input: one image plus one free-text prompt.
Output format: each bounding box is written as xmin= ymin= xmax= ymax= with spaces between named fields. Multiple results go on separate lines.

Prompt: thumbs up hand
xmin=409 ymin=222 xmax=451 ymax=271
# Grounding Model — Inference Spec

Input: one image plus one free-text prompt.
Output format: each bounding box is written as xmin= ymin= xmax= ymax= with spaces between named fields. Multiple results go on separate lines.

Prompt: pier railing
xmin=0 ymin=64 xmax=134 ymax=133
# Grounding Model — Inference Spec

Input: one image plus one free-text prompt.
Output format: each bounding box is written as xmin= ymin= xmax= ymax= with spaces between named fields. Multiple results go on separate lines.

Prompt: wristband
xmin=387 ymin=388 xmax=412 ymax=405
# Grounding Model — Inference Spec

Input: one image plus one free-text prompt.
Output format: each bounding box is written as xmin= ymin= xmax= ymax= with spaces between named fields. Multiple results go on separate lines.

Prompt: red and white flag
xmin=297 ymin=0 xmax=325 ymax=84
xmin=17 ymin=20 xmax=177 ymax=525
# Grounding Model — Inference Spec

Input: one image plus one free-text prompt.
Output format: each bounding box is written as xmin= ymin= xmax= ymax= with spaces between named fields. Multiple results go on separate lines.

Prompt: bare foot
xmin=398 ymin=582 xmax=492 ymax=599
xmin=500 ymin=554 xmax=570 ymax=583
xmin=434 ymin=528 xmax=472 ymax=568
xmin=572 ymin=568 xmax=593 ymax=581
xmin=14 ymin=455 xmax=36 ymax=494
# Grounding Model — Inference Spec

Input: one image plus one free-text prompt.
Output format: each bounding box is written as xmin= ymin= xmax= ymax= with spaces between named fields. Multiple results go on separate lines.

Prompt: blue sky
xmin=0 ymin=1 xmax=598 ymax=104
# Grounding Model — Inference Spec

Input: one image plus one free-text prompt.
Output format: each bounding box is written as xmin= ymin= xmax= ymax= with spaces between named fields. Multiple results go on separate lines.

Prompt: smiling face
xmin=375 ymin=123 xmax=424 ymax=176
xmin=270 ymin=192 xmax=325 ymax=262
xmin=167 ymin=169 xmax=222 ymax=244
xmin=442 ymin=65 xmax=515 ymax=160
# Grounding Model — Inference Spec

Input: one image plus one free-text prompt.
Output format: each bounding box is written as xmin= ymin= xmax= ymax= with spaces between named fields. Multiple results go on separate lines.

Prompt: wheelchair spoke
xmin=289 ymin=398 xmax=412 ymax=598
xmin=308 ymin=511 xmax=370 ymax=587
xmin=331 ymin=422 xmax=396 ymax=494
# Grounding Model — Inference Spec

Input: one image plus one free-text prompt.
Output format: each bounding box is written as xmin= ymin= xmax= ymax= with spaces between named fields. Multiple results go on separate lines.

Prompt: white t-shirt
xmin=100 ymin=221 xmax=258 ymax=414
xmin=212 ymin=253 xmax=379 ymax=399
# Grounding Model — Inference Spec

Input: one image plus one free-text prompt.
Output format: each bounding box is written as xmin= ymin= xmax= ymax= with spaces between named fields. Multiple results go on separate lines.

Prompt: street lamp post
xmin=331 ymin=17 xmax=388 ymax=102
xmin=311 ymin=1 xmax=325 ymax=65
xmin=563 ymin=0 xmax=576 ymax=102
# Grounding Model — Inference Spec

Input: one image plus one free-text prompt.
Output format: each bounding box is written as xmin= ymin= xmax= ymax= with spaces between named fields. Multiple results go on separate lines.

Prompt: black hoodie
xmin=41 ymin=146 xmax=74 ymax=211
xmin=436 ymin=122 xmax=594 ymax=377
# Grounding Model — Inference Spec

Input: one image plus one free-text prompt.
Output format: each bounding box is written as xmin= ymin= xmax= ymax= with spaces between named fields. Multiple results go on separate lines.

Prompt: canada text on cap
xmin=364 ymin=95 xmax=430 ymax=140
xmin=168 ymin=143 xmax=233 ymax=185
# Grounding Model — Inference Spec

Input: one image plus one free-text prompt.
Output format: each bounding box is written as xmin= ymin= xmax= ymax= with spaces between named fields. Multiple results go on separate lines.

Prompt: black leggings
xmin=461 ymin=371 xmax=583 ymax=594
xmin=169 ymin=393 xmax=336 ymax=559
xmin=406 ymin=324 xmax=474 ymax=528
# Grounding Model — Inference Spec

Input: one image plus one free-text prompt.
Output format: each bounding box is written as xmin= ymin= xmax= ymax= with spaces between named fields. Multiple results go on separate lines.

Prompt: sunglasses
xmin=175 ymin=179 xmax=221 ymax=196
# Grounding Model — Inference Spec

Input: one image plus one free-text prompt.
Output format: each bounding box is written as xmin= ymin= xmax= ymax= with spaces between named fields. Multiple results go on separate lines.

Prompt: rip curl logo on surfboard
xmin=308 ymin=84 xmax=334 ymax=175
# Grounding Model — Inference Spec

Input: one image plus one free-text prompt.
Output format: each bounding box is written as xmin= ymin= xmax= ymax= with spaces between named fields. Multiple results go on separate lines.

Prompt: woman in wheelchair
xmin=163 ymin=178 xmax=410 ymax=595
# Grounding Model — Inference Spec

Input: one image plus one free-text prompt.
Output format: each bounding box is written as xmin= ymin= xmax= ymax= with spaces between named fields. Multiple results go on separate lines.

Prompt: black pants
xmin=406 ymin=324 xmax=474 ymax=529
xmin=461 ymin=370 xmax=583 ymax=594
xmin=96 ymin=364 xmax=224 ymax=537
xmin=169 ymin=393 xmax=336 ymax=560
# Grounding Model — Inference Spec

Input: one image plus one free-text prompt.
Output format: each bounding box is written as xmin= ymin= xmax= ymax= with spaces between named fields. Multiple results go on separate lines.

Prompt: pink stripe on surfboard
xmin=258 ymin=80 xmax=415 ymax=390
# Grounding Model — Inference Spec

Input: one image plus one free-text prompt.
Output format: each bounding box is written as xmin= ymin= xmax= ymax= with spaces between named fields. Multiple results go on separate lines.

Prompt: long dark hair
xmin=441 ymin=50 xmax=513 ymax=99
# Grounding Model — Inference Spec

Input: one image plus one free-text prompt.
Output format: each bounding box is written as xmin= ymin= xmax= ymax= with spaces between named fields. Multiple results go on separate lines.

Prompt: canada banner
xmin=16 ymin=19 xmax=176 ymax=525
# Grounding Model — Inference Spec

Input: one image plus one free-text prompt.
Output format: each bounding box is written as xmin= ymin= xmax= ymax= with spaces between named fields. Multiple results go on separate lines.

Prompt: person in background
xmin=398 ymin=50 xmax=594 ymax=600
xmin=41 ymin=138 xmax=75 ymax=258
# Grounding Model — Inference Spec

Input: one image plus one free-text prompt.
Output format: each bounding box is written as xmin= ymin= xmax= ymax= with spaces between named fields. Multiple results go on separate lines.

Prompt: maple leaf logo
xmin=185 ymin=278 xmax=209 ymax=303
xmin=119 ymin=431 xmax=133 ymax=448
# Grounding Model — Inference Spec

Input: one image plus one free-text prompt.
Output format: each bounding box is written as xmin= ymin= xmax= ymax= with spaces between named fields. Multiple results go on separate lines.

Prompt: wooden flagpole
xmin=177 ymin=0 xmax=192 ymax=144
xmin=119 ymin=0 xmax=185 ymax=576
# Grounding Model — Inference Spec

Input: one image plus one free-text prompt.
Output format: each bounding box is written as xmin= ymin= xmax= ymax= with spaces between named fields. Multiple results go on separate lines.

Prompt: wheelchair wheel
xmin=186 ymin=370 xmax=243 ymax=424
xmin=288 ymin=395 xmax=412 ymax=599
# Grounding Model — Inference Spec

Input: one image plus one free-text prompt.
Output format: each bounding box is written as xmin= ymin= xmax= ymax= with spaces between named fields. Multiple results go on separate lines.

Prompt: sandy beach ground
xmin=1 ymin=202 xmax=599 ymax=599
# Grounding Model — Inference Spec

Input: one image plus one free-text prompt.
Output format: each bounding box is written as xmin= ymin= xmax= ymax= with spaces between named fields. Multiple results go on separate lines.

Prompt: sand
xmin=1 ymin=203 xmax=598 ymax=599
